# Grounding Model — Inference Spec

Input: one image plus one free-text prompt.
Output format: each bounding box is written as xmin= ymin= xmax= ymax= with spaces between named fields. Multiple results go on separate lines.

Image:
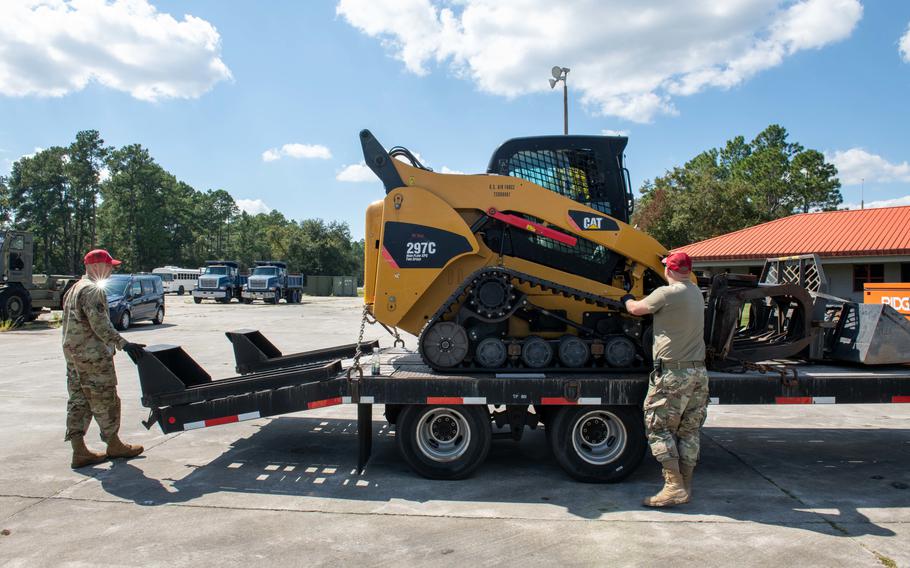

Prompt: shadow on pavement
xmin=81 ymin=417 xmax=907 ymax=538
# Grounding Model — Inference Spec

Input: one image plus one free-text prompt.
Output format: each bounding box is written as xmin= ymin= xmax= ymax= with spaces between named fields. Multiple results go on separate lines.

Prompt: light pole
xmin=549 ymin=66 xmax=570 ymax=135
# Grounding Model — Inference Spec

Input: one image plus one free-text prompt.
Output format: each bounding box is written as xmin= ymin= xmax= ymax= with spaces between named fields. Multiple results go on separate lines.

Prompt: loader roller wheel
xmin=604 ymin=336 xmax=637 ymax=368
xmin=421 ymin=322 xmax=469 ymax=368
xmin=475 ymin=337 xmax=508 ymax=368
xmin=396 ymin=404 xmax=492 ymax=480
xmin=469 ymin=273 xmax=514 ymax=318
xmin=548 ymin=405 xmax=645 ymax=483
xmin=558 ymin=335 xmax=589 ymax=368
xmin=521 ymin=336 xmax=553 ymax=368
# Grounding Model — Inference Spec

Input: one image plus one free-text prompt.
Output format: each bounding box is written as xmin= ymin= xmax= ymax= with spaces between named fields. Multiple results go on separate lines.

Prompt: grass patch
xmin=874 ymin=552 xmax=897 ymax=568
xmin=0 ymin=319 xmax=15 ymax=332
xmin=47 ymin=312 xmax=63 ymax=329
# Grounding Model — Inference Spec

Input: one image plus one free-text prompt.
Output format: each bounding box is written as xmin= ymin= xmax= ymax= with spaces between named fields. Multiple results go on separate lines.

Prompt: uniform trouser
xmin=65 ymin=357 xmax=121 ymax=443
xmin=643 ymin=365 xmax=710 ymax=466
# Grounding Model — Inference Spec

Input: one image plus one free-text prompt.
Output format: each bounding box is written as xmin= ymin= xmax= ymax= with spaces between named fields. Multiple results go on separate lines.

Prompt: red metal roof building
xmin=673 ymin=206 xmax=910 ymax=302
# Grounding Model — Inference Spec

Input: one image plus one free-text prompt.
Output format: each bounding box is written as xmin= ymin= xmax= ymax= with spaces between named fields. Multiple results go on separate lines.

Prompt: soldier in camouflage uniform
xmin=63 ymin=249 xmax=146 ymax=468
xmin=623 ymin=251 xmax=708 ymax=507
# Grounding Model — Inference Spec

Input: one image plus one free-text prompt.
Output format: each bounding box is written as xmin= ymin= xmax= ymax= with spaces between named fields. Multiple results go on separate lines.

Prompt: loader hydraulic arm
xmin=360 ymin=129 xmax=405 ymax=193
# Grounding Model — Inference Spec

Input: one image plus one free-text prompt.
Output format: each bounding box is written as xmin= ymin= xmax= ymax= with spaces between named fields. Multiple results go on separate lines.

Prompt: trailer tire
xmin=396 ymin=404 xmax=491 ymax=480
xmin=548 ymin=405 xmax=645 ymax=483
xmin=193 ymin=297 xmax=202 ymax=304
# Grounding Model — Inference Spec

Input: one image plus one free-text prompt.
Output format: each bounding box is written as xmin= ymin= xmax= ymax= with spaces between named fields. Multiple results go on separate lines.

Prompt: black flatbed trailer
xmin=134 ymin=337 xmax=910 ymax=482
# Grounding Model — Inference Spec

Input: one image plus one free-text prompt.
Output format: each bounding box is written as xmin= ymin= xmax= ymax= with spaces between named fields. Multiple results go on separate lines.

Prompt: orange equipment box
xmin=864 ymin=283 xmax=910 ymax=318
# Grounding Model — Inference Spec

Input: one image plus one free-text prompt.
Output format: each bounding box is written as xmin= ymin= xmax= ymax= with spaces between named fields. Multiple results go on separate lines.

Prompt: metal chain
xmin=348 ymin=303 xmax=371 ymax=378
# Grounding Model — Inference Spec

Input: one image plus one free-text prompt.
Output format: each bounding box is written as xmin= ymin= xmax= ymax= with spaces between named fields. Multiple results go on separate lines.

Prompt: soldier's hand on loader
xmin=620 ymin=294 xmax=635 ymax=310
xmin=123 ymin=342 xmax=147 ymax=361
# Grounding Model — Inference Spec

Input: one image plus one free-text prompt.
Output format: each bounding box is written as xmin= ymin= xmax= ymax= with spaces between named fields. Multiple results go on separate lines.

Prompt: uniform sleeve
xmin=641 ymin=286 xmax=668 ymax=313
xmin=82 ymin=287 xmax=128 ymax=350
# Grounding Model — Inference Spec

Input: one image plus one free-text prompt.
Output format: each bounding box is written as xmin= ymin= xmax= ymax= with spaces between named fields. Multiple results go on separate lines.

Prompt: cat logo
xmin=582 ymin=217 xmax=603 ymax=230
xmin=567 ymin=210 xmax=619 ymax=232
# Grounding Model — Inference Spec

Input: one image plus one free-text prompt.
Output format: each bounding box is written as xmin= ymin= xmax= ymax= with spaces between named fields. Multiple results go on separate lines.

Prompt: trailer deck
xmin=133 ymin=332 xmax=910 ymax=481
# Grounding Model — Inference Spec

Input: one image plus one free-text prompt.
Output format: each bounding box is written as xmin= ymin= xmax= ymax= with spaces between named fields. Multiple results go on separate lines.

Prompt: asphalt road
xmin=0 ymin=296 xmax=908 ymax=567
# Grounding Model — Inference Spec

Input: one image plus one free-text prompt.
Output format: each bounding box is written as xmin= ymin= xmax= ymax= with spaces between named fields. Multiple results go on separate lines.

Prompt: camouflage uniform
xmin=61 ymin=277 xmax=128 ymax=442
xmin=643 ymin=365 xmax=710 ymax=466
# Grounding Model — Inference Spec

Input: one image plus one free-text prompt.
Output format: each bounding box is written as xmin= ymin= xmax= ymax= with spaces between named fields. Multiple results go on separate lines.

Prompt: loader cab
xmin=486 ymin=135 xmax=634 ymax=223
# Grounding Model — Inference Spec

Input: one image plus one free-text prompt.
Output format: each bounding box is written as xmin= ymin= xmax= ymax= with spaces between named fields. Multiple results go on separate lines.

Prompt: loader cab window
xmin=495 ymin=147 xmax=631 ymax=224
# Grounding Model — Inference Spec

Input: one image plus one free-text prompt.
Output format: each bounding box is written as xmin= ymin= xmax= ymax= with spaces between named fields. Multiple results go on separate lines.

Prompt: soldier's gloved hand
xmin=620 ymin=294 xmax=635 ymax=310
xmin=123 ymin=342 xmax=147 ymax=361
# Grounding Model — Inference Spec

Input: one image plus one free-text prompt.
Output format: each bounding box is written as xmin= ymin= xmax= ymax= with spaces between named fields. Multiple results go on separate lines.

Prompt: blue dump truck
xmin=241 ymin=261 xmax=304 ymax=304
xmin=192 ymin=260 xmax=248 ymax=304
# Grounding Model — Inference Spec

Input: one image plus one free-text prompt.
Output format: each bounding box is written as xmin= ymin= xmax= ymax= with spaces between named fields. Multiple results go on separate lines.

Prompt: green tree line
xmin=632 ymin=124 xmax=842 ymax=249
xmin=0 ymin=130 xmax=363 ymax=282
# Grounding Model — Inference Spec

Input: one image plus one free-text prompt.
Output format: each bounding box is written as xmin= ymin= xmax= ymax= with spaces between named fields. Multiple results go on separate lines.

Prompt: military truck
xmin=192 ymin=260 xmax=248 ymax=304
xmin=0 ymin=230 xmax=79 ymax=322
xmin=241 ymin=261 xmax=304 ymax=304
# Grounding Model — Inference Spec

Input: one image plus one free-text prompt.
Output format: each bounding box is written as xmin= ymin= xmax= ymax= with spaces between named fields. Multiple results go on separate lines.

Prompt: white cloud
xmin=601 ymin=129 xmax=629 ymax=137
xmin=0 ymin=0 xmax=232 ymax=101
xmin=842 ymin=195 xmax=910 ymax=210
xmin=336 ymin=162 xmax=377 ymax=182
xmin=261 ymin=143 xmax=332 ymax=162
xmin=900 ymin=22 xmax=910 ymax=62
xmin=338 ymin=0 xmax=862 ymax=123
xmin=262 ymin=148 xmax=281 ymax=162
xmin=439 ymin=166 xmax=466 ymax=175
xmin=827 ymin=148 xmax=910 ymax=185
xmin=235 ymin=198 xmax=271 ymax=215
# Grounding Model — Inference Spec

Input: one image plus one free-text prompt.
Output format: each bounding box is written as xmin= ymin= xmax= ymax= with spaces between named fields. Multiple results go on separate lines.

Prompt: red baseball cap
xmin=662 ymin=252 xmax=692 ymax=274
xmin=84 ymin=249 xmax=121 ymax=266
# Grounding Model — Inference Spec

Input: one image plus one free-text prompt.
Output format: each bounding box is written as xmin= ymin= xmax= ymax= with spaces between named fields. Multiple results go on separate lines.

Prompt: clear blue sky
xmin=2 ymin=0 xmax=909 ymax=239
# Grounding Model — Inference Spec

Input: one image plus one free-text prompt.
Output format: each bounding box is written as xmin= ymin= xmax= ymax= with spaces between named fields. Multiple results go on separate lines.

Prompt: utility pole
xmin=549 ymin=66 xmax=570 ymax=135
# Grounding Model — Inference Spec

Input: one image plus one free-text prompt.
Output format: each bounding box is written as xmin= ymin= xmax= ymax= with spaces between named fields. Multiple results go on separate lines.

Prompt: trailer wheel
xmin=548 ymin=405 xmax=645 ymax=483
xmin=0 ymin=288 xmax=30 ymax=321
xmin=193 ymin=297 xmax=202 ymax=304
xmin=396 ymin=404 xmax=492 ymax=480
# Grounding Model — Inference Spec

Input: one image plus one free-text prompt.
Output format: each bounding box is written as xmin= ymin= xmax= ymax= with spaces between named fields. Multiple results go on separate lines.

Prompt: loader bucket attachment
xmin=825 ymin=303 xmax=910 ymax=365
xmin=226 ymin=329 xmax=380 ymax=374
xmin=705 ymin=274 xmax=815 ymax=364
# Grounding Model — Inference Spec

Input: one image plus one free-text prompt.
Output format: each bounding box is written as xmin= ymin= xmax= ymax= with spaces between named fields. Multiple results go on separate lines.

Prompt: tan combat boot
xmin=642 ymin=460 xmax=689 ymax=508
xmin=106 ymin=435 xmax=144 ymax=459
xmin=680 ymin=463 xmax=695 ymax=502
xmin=71 ymin=436 xmax=107 ymax=469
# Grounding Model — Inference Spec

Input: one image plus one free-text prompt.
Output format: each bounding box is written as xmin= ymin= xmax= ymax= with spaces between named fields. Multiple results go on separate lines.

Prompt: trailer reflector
xmin=426 ymin=396 xmax=487 ymax=405
xmin=183 ymin=411 xmax=261 ymax=430
xmin=892 ymin=395 xmax=910 ymax=403
xmin=539 ymin=397 xmax=604 ymax=405
xmin=307 ymin=397 xmax=343 ymax=409
xmin=775 ymin=397 xmax=836 ymax=404
xmin=341 ymin=396 xmax=375 ymax=404
xmin=540 ymin=397 xmax=576 ymax=405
